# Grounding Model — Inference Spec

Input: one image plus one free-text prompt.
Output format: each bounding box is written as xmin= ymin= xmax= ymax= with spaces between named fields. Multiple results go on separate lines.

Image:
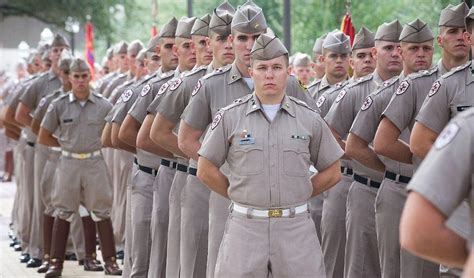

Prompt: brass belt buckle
xmin=268 ymin=208 xmax=283 ymax=218
xmin=77 ymin=153 xmax=87 ymax=159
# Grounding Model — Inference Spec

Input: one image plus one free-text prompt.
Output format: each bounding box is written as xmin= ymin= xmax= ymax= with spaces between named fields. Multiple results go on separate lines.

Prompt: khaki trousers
xmin=207 ymin=192 xmax=231 ymax=278
xmin=122 ymin=164 xmax=138 ymax=278
xmin=309 ymin=194 xmax=324 ymax=242
xmin=19 ymin=143 xmax=35 ymax=252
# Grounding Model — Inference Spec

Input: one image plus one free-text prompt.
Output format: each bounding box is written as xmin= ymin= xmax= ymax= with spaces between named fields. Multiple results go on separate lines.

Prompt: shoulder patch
xmin=211 ymin=112 xmax=223 ymax=130
xmin=192 ymin=80 xmax=202 ymax=96
xmin=121 ymin=89 xmax=133 ymax=102
xmin=38 ymin=97 xmax=47 ymax=108
xmin=396 ymin=80 xmax=410 ymax=95
xmin=316 ymin=95 xmax=326 ymax=108
xmin=361 ymin=96 xmax=373 ymax=111
xmin=169 ymin=78 xmax=183 ymax=91
xmin=141 ymin=84 xmax=151 ymax=97
xmin=157 ymin=82 xmax=170 ymax=96
xmin=335 ymin=89 xmax=347 ymax=103
xmin=434 ymin=123 xmax=460 ymax=149
xmin=428 ymin=80 xmax=441 ymax=97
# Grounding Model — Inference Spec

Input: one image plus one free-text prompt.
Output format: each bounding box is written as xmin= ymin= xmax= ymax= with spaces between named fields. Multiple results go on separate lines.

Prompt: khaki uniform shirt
xmin=407 ymin=108 xmax=474 ymax=240
xmin=350 ymin=73 xmax=412 ymax=176
xmin=33 ymin=88 xmax=65 ymax=122
xmin=41 ymin=92 xmax=112 ymax=153
xmin=198 ymin=93 xmax=343 ymax=208
xmin=108 ymin=77 xmax=136 ymax=105
xmin=416 ymin=61 xmax=474 ymax=134
xmin=316 ymin=79 xmax=350 ymax=117
xmin=101 ymin=72 xmax=129 ymax=98
xmin=95 ymin=71 xmax=118 ymax=95
xmin=308 ymin=75 xmax=340 ymax=101
xmin=5 ymin=74 xmax=40 ymax=108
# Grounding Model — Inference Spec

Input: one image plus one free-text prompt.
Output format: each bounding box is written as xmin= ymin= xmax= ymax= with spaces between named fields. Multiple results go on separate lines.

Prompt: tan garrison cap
xmin=58 ymin=50 xmax=73 ymax=71
xmin=464 ymin=6 xmax=474 ymax=31
xmin=176 ymin=17 xmax=197 ymax=39
xmin=323 ymin=30 xmax=351 ymax=54
xmin=375 ymin=19 xmax=403 ymax=42
xmin=191 ymin=14 xmax=211 ymax=37
xmin=106 ymin=47 xmax=114 ymax=60
xmin=114 ymin=41 xmax=129 ymax=55
xmin=146 ymin=35 xmax=160 ymax=52
xmin=127 ymin=40 xmax=144 ymax=56
xmin=293 ymin=53 xmax=311 ymax=67
xmin=51 ymin=33 xmax=70 ymax=48
xmin=251 ymin=33 xmax=288 ymax=60
xmin=399 ymin=18 xmax=434 ymax=43
xmin=352 ymin=26 xmax=375 ymax=50
xmin=70 ymin=58 xmax=90 ymax=72
xmin=136 ymin=49 xmax=147 ymax=63
xmin=231 ymin=0 xmax=267 ymax=34
xmin=439 ymin=3 xmax=469 ymax=27
xmin=312 ymin=34 xmax=327 ymax=54
xmin=209 ymin=1 xmax=235 ymax=36
xmin=158 ymin=17 xmax=178 ymax=38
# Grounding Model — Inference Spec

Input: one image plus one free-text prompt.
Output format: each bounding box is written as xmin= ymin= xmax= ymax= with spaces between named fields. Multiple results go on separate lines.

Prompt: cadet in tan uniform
xmin=15 ymin=34 xmax=68 ymax=266
xmin=400 ymin=109 xmax=474 ymax=271
xmin=374 ymin=4 xmax=470 ymax=277
xmin=94 ymin=47 xmax=118 ymax=94
xmin=292 ymin=53 xmax=313 ymax=86
xmin=324 ymin=19 xmax=403 ymax=278
xmin=346 ymin=18 xmax=439 ymax=278
xmin=150 ymin=4 xmax=235 ymax=276
xmin=317 ymin=26 xmax=375 ymax=278
xmin=39 ymin=58 xmax=121 ymax=277
xmin=102 ymin=41 xmax=132 ymax=98
xmin=312 ymin=34 xmax=327 ymax=81
xmin=197 ymin=33 xmax=343 ymax=277
xmin=118 ymin=17 xmax=178 ymax=277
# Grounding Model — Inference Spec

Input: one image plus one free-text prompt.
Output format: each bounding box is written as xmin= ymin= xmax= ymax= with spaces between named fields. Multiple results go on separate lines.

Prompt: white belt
xmin=232 ymin=203 xmax=309 ymax=218
xmin=51 ymin=147 xmax=61 ymax=152
xmin=61 ymin=150 xmax=102 ymax=160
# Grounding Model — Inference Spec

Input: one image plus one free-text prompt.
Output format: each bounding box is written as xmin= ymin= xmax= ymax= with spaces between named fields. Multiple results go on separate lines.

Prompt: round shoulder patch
xmin=192 ymin=80 xmax=202 ymax=96
xmin=428 ymin=80 xmax=441 ymax=97
xmin=157 ymin=82 xmax=170 ymax=95
xmin=335 ymin=89 xmax=347 ymax=103
xmin=316 ymin=95 xmax=326 ymax=108
xmin=435 ymin=123 xmax=460 ymax=149
xmin=361 ymin=96 xmax=373 ymax=111
xmin=169 ymin=78 xmax=183 ymax=91
xmin=38 ymin=97 xmax=47 ymax=108
xmin=211 ymin=112 xmax=223 ymax=130
xmin=396 ymin=80 xmax=410 ymax=95
xmin=141 ymin=84 xmax=151 ymax=97
xmin=122 ymin=89 xmax=133 ymax=102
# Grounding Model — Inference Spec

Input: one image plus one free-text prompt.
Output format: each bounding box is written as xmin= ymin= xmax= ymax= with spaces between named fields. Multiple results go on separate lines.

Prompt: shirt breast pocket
xmin=232 ymin=143 xmax=264 ymax=175
xmin=87 ymin=119 xmax=104 ymax=139
xmin=283 ymin=140 xmax=310 ymax=177
xmin=60 ymin=118 xmax=75 ymax=141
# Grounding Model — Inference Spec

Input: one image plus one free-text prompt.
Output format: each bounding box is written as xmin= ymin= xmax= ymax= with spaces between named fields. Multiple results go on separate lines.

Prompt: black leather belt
xmin=340 ymin=166 xmax=353 ymax=175
xmin=134 ymin=157 xmax=138 ymax=164
xmin=385 ymin=171 xmax=411 ymax=184
xmin=188 ymin=167 xmax=197 ymax=176
xmin=353 ymin=174 xmax=381 ymax=189
xmin=176 ymin=164 xmax=188 ymax=173
xmin=161 ymin=159 xmax=177 ymax=169
xmin=26 ymin=141 xmax=35 ymax=147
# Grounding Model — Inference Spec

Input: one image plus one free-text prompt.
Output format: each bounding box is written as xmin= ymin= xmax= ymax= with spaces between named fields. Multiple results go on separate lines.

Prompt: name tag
xmin=457 ymin=106 xmax=471 ymax=112
xmin=239 ymin=138 xmax=255 ymax=145
xmin=291 ymin=135 xmax=308 ymax=140
xmin=63 ymin=119 xmax=73 ymax=123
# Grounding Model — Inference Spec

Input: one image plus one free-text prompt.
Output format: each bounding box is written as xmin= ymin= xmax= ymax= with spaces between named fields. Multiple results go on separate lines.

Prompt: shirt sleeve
xmin=157 ymin=79 xmax=193 ymax=124
xmin=198 ymin=110 xmax=230 ymax=168
xmin=41 ymin=102 xmax=60 ymax=133
xmin=325 ymin=87 xmax=355 ymax=137
xmin=33 ymin=96 xmax=50 ymax=121
xmin=310 ymin=115 xmax=344 ymax=170
xmin=181 ymin=79 xmax=212 ymax=131
xmin=19 ymin=78 xmax=39 ymax=110
xmin=350 ymin=92 xmax=387 ymax=143
xmin=128 ymin=84 xmax=155 ymax=124
xmin=415 ymin=78 xmax=450 ymax=134
xmin=382 ymin=79 xmax=417 ymax=132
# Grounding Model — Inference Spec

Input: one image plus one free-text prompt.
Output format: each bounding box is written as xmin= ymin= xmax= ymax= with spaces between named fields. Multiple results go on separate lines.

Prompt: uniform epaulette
xmin=335 ymin=79 xmax=349 ymax=89
xmin=184 ymin=65 xmax=207 ymax=77
xmin=56 ymin=93 xmax=70 ymax=101
xmin=93 ymin=92 xmax=104 ymax=98
xmin=288 ymin=95 xmax=317 ymax=112
xmin=408 ymin=66 xmax=438 ymax=81
xmin=307 ymin=79 xmax=321 ymax=91
xmin=373 ymin=76 xmax=400 ymax=96
xmin=160 ymin=70 xmax=175 ymax=79
xmin=203 ymin=65 xmax=232 ymax=80
xmin=221 ymin=94 xmax=253 ymax=112
xmin=346 ymin=74 xmax=373 ymax=89
xmin=117 ymin=72 xmax=127 ymax=78
xmin=442 ymin=60 xmax=471 ymax=79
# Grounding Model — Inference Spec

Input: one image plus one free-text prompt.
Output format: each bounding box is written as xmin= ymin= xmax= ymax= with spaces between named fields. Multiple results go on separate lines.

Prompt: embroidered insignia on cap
xmin=141 ymin=84 xmax=151 ymax=97
xmin=361 ymin=96 xmax=373 ymax=111
xmin=211 ymin=112 xmax=223 ymax=130
xmin=157 ymin=82 xmax=170 ymax=95
xmin=428 ymin=80 xmax=441 ymax=97
xmin=192 ymin=80 xmax=202 ymax=96
xmin=335 ymin=89 xmax=347 ymax=103
xmin=169 ymin=78 xmax=182 ymax=91
xmin=396 ymin=80 xmax=410 ymax=95
xmin=38 ymin=97 xmax=47 ymax=108
xmin=316 ymin=96 xmax=326 ymax=108
xmin=434 ymin=123 xmax=459 ymax=149
xmin=121 ymin=89 xmax=133 ymax=102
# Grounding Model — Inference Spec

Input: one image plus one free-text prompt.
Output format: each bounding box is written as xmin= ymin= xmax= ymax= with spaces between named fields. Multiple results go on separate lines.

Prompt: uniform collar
xmin=466 ymin=61 xmax=474 ymax=85
xmin=318 ymin=75 xmax=330 ymax=91
xmin=228 ymin=63 xmax=244 ymax=85
xmin=246 ymin=93 xmax=295 ymax=118
xmin=174 ymin=67 xmax=182 ymax=77
xmin=68 ymin=91 xmax=96 ymax=103
xmin=48 ymin=69 xmax=57 ymax=80
xmin=437 ymin=59 xmax=449 ymax=75
xmin=206 ymin=64 xmax=215 ymax=74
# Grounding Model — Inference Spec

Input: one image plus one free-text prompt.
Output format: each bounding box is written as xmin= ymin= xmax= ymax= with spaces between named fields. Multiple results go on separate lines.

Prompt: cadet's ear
xmin=436 ymin=35 xmax=443 ymax=48
xmin=319 ymin=54 xmax=325 ymax=64
xmin=371 ymin=47 xmax=378 ymax=60
xmin=249 ymin=67 xmax=254 ymax=78
xmin=463 ymin=31 xmax=472 ymax=45
xmin=155 ymin=45 xmax=161 ymax=57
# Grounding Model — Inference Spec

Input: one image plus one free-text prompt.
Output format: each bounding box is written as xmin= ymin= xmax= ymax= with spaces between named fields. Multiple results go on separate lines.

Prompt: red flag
xmin=151 ymin=23 xmax=158 ymax=37
xmin=85 ymin=21 xmax=95 ymax=80
xmin=340 ymin=13 xmax=355 ymax=45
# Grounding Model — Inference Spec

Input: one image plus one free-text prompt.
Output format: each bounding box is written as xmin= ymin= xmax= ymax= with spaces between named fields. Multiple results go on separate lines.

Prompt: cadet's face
xmin=42 ymin=60 xmax=52 ymax=72
xmin=438 ymin=27 xmax=469 ymax=59
xmin=31 ymin=55 xmax=42 ymax=73
xmin=192 ymin=35 xmax=213 ymax=66
xmin=49 ymin=47 xmax=66 ymax=63
xmin=146 ymin=53 xmax=161 ymax=72
xmin=350 ymin=48 xmax=376 ymax=77
xmin=116 ymin=53 xmax=130 ymax=71
xmin=312 ymin=53 xmax=325 ymax=79
xmin=374 ymin=41 xmax=402 ymax=73
xmin=160 ymin=38 xmax=178 ymax=70
xmin=69 ymin=71 xmax=90 ymax=93
xmin=128 ymin=53 xmax=137 ymax=73
xmin=250 ymin=56 xmax=289 ymax=99
xmin=175 ymin=38 xmax=196 ymax=70
xmin=323 ymin=51 xmax=349 ymax=79
xmin=231 ymin=31 xmax=262 ymax=67
xmin=135 ymin=60 xmax=147 ymax=79
xmin=208 ymin=32 xmax=234 ymax=66
xmin=293 ymin=66 xmax=312 ymax=85
xmin=59 ymin=69 xmax=71 ymax=86
xmin=399 ymin=41 xmax=434 ymax=72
